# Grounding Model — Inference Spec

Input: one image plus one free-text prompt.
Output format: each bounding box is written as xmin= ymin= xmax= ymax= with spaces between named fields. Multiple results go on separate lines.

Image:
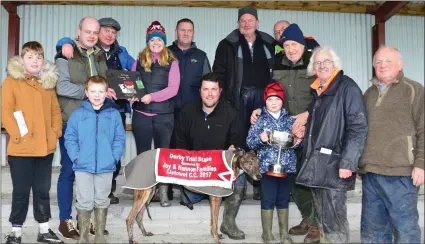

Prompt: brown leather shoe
xmin=304 ymin=226 xmax=320 ymax=243
xmin=289 ymin=218 xmax=310 ymax=235
xmin=58 ymin=219 xmax=80 ymax=240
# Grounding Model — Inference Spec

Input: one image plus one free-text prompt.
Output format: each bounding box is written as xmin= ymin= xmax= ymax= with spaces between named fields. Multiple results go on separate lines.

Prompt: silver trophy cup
xmin=265 ymin=129 xmax=295 ymax=178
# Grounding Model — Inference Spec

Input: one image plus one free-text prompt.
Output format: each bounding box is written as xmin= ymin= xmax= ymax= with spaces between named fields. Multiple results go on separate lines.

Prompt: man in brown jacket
xmin=360 ymin=45 xmax=424 ymax=243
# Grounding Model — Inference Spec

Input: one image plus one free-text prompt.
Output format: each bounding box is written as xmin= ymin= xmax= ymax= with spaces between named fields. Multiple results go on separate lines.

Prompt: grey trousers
xmin=75 ymin=171 xmax=113 ymax=211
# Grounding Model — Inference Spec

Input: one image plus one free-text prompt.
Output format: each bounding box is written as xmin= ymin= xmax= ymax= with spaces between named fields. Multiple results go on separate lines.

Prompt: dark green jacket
xmin=55 ymin=41 xmax=108 ymax=122
xmin=272 ymin=49 xmax=316 ymax=116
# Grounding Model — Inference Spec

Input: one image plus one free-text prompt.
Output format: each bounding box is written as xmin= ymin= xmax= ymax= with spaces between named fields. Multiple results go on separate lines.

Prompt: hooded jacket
xmin=213 ymin=29 xmax=275 ymax=109
xmin=1 ymin=56 xmax=62 ymax=157
xmin=64 ymin=99 xmax=126 ymax=174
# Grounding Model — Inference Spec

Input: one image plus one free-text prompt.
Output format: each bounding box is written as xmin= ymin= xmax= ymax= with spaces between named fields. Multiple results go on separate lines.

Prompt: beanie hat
xmin=238 ymin=7 xmax=258 ymax=20
xmin=280 ymin=23 xmax=306 ymax=46
xmin=264 ymin=82 xmax=285 ymax=102
xmin=146 ymin=21 xmax=166 ymax=45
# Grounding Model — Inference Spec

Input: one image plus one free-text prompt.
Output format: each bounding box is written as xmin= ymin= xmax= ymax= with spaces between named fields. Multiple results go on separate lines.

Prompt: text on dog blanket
xmin=155 ymin=149 xmax=235 ymax=189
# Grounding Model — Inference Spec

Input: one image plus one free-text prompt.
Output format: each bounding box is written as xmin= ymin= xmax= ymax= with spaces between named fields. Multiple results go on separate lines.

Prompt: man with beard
xmin=174 ymin=73 xmax=245 ymax=239
xmin=56 ymin=17 xmax=135 ymax=205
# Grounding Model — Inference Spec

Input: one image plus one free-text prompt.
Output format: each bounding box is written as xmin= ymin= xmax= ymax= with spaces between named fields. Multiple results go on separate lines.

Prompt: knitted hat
xmin=264 ymin=82 xmax=285 ymax=102
xmin=99 ymin=17 xmax=121 ymax=31
xmin=146 ymin=21 xmax=166 ymax=45
xmin=238 ymin=7 xmax=258 ymax=20
xmin=280 ymin=23 xmax=306 ymax=46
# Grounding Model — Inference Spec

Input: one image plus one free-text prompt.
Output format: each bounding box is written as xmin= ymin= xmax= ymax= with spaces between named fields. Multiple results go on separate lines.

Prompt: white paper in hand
xmin=13 ymin=111 xmax=28 ymax=137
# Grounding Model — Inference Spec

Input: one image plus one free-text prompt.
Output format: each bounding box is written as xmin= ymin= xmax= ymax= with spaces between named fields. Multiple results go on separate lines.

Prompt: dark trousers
xmin=292 ymin=147 xmax=317 ymax=225
xmin=361 ymin=173 xmax=421 ymax=244
xmin=57 ymin=124 xmax=75 ymax=221
xmin=132 ymin=112 xmax=174 ymax=154
xmin=240 ymin=87 xmax=264 ymax=189
xmin=312 ymin=188 xmax=349 ymax=243
xmin=9 ymin=154 xmax=54 ymax=226
xmin=260 ymin=174 xmax=292 ymax=209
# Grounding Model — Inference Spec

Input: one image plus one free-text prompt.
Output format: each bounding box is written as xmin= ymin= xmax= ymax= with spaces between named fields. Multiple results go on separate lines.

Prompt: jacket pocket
xmin=273 ymin=70 xmax=288 ymax=82
xmin=46 ymin=128 xmax=58 ymax=152
xmin=407 ymin=136 xmax=415 ymax=165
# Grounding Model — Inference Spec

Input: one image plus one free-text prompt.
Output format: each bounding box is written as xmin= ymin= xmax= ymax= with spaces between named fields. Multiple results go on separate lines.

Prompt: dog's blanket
xmin=122 ymin=149 xmax=238 ymax=197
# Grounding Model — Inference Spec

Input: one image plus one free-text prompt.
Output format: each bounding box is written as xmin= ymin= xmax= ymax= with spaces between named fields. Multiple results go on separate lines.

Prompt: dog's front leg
xmin=210 ymin=196 xmax=223 ymax=243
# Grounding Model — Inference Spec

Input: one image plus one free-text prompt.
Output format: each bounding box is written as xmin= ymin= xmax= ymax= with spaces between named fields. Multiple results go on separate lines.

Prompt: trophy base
xmin=266 ymin=171 xmax=288 ymax=178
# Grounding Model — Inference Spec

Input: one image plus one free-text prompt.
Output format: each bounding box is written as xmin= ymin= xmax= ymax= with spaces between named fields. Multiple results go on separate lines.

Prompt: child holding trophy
xmin=246 ymin=81 xmax=300 ymax=244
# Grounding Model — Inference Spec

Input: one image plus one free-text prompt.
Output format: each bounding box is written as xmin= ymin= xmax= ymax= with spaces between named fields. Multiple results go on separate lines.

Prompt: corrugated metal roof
xmin=1 ymin=5 xmax=423 ymax=88
xmin=10 ymin=5 xmax=374 ymax=91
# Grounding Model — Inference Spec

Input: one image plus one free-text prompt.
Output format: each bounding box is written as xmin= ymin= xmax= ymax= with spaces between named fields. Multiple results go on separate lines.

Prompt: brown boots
xmin=289 ymin=218 xmax=320 ymax=243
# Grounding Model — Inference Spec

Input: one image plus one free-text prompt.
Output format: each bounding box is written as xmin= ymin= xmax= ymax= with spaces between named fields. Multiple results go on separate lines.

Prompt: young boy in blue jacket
xmin=246 ymin=82 xmax=300 ymax=244
xmin=64 ymin=76 xmax=125 ymax=243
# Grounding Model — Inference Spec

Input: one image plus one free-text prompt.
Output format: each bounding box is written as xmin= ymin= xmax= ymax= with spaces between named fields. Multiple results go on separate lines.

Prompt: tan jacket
xmin=360 ymin=72 xmax=424 ymax=176
xmin=1 ymin=56 xmax=62 ymax=156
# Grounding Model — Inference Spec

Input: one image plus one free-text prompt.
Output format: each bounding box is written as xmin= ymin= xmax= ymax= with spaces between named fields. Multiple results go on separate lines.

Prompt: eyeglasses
xmin=313 ymin=59 xmax=334 ymax=67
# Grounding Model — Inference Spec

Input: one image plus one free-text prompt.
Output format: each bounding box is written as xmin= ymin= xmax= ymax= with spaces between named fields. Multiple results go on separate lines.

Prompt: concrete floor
xmin=1 ymin=167 xmax=424 ymax=243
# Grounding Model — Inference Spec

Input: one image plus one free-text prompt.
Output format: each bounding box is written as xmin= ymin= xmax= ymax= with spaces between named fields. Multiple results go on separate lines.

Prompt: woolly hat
xmin=280 ymin=23 xmax=306 ymax=46
xmin=264 ymin=82 xmax=285 ymax=102
xmin=238 ymin=7 xmax=258 ymax=20
xmin=146 ymin=21 xmax=166 ymax=45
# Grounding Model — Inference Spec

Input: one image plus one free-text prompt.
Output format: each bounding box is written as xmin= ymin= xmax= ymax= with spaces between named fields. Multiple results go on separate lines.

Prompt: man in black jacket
xmin=213 ymin=6 xmax=275 ymax=201
xmin=175 ymin=73 xmax=247 ymax=240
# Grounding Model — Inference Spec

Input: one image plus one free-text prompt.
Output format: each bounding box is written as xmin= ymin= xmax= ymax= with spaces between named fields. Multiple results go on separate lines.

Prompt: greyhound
xmin=123 ymin=148 xmax=261 ymax=244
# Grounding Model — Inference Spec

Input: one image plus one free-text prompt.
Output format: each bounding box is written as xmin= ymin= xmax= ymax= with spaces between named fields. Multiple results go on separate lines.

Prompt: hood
xmin=6 ymin=56 xmax=59 ymax=90
xmin=81 ymin=98 xmax=120 ymax=112
xmin=225 ymin=29 xmax=275 ymax=46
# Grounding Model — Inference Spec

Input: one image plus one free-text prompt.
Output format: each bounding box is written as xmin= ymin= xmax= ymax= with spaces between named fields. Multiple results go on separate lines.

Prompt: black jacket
xmin=174 ymin=99 xmax=244 ymax=150
xmin=212 ymin=29 xmax=275 ymax=109
xmin=296 ymin=71 xmax=368 ymax=191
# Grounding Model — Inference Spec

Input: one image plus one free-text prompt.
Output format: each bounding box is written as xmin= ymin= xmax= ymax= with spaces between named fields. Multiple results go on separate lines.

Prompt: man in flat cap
xmin=212 ymin=6 xmax=275 ymax=240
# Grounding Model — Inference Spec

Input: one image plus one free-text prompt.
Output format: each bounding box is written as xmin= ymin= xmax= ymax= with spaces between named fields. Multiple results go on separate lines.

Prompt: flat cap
xmin=99 ymin=17 xmax=121 ymax=31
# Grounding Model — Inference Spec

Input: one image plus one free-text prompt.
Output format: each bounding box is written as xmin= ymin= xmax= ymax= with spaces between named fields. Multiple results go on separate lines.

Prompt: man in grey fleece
xmin=54 ymin=16 xmax=115 ymax=240
xmin=359 ymin=45 xmax=424 ymax=244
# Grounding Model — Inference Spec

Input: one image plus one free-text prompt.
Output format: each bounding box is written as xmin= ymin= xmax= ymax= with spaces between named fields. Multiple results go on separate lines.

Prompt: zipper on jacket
xmin=95 ymin=113 xmax=99 ymax=173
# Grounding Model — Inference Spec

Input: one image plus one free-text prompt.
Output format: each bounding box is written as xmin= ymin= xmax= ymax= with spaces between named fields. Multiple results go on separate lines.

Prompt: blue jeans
xmin=361 ymin=173 xmax=421 ymax=244
xmin=185 ymin=173 xmax=247 ymax=204
xmin=57 ymin=124 xmax=75 ymax=221
xmin=260 ymin=174 xmax=291 ymax=209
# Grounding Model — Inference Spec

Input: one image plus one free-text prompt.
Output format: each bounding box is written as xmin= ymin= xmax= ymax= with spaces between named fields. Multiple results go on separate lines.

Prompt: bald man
xmin=55 ymin=16 xmax=109 ymax=240
xmin=360 ymin=46 xmax=424 ymax=244
xmin=273 ymin=20 xmax=320 ymax=54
